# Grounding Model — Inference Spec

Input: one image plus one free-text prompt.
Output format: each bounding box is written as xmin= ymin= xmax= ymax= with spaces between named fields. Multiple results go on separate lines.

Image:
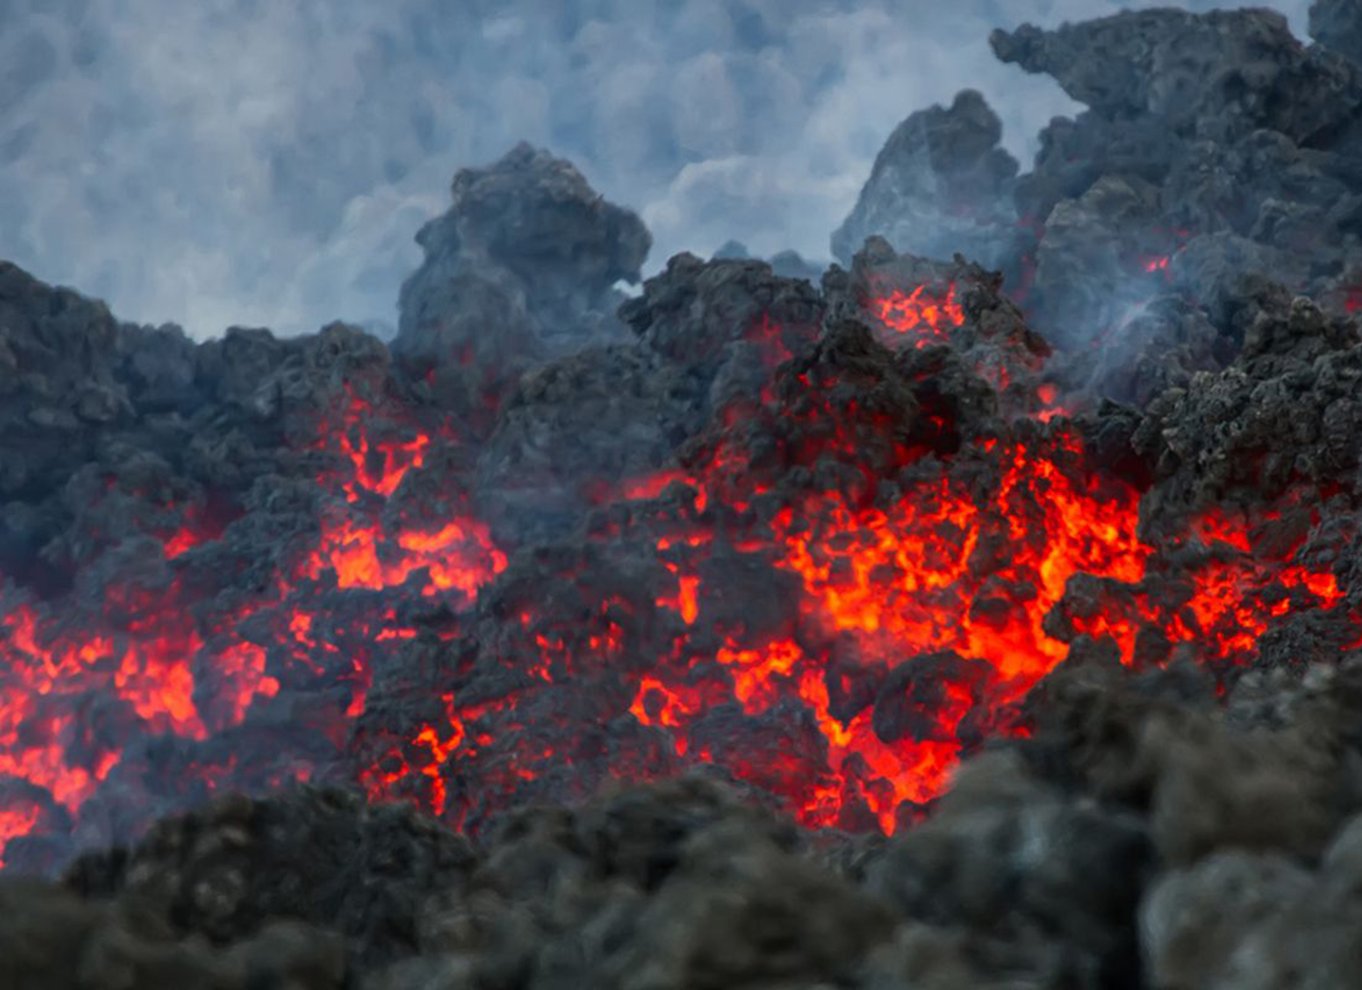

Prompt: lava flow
xmin=619 ymin=425 xmax=1153 ymax=832
xmin=0 ymin=264 xmax=1357 ymax=866
xmin=352 ymin=282 xmax=1355 ymax=838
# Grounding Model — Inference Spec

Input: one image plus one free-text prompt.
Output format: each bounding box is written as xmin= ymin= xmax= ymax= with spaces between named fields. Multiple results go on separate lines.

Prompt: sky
xmin=0 ymin=0 xmax=1311 ymax=338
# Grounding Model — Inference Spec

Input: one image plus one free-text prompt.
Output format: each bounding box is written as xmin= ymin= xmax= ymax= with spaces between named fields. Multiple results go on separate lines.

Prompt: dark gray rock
xmin=1312 ymin=0 xmax=1362 ymax=66
xmin=991 ymin=9 xmax=1360 ymax=144
xmin=394 ymin=142 xmax=651 ymax=384
xmin=832 ymin=90 xmax=1018 ymax=270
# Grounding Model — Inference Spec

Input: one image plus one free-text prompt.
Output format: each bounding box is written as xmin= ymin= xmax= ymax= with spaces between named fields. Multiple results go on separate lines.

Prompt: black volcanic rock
xmin=0 ymin=874 xmax=345 ymax=989
xmin=393 ymin=142 xmax=652 ymax=421
xmin=991 ymin=9 xmax=1360 ymax=144
xmin=1312 ymin=0 xmax=1362 ymax=67
xmin=620 ymin=253 xmax=825 ymax=373
xmin=470 ymin=254 xmax=824 ymax=542
xmin=471 ymin=343 xmax=703 ymax=543
xmin=66 ymin=787 xmax=471 ymax=973
xmin=860 ymin=7 xmax=1358 ymax=403
xmin=827 ymin=237 xmax=1050 ymax=422
xmin=1133 ymin=290 xmax=1362 ymax=530
xmin=831 ymin=90 xmax=1019 ymax=271
xmin=866 ymin=749 xmax=1150 ymax=987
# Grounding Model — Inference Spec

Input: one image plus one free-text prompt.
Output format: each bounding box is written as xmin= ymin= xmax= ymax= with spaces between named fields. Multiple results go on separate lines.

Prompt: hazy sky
xmin=0 ymin=0 xmax=1310 ymax=337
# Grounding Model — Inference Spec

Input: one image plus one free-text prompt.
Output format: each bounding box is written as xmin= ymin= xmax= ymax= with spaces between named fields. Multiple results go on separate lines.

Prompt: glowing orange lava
xmin=0 ymin=803 xmax=40 ymax=869
xmin=2 ymin=295 xmax=1356 ymax=864
xmin=869 ymin=284 xmax=965 ymax=345
xmin=0 ymin=389 xmax=506 ymax=866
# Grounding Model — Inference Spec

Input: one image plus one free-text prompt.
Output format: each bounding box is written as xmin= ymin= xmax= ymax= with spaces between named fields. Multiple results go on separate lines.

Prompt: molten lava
xmin=355 ymin=291 xmax=1352 ymax=836
xmin=0 ymin=392 xmax=506 ymax=865
xmin=869 ymin=283 xmax=965 ymax=345
xmin=0 ymin=288 xmax=1355 ymax=865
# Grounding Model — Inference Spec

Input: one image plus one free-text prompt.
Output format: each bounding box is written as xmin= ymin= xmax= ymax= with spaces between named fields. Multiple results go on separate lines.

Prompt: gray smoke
xmin=0 ymin=0 xmax=1310 ymax=338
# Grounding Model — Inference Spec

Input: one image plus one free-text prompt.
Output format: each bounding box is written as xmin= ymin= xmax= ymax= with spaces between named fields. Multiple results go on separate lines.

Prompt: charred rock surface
xmin=470 ymin=253 xmax=824 ymax=543
xmin=991 ymin=9 xmax=1359 ymax=144
xmin=839 ymin=7 xmax=1362 ymax=400
xmin=994 ymin=7 xmax=1362 ymax=366
xmin=1134 ymin=284 xmax=1362 ymax=528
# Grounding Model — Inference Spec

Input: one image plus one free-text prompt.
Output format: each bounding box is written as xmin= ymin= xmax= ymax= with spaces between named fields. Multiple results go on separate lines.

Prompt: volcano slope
xmin=6 ymin=3 xmax=1362 ymax=988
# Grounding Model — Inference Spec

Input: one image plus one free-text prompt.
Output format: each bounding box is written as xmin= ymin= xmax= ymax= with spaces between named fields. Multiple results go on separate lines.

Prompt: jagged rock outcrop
xmin=831 ymin=90 xmax=1019 ymax=271
xmin=990 ymin=9 xmax=1360 ymax=144
xmin=394 ymin=143 xmax=651 ymax=424
xmin=995 ymin=8 xmax=1362 ymax=374
xmin=833 ymin=8 xmax=1362 ymax=393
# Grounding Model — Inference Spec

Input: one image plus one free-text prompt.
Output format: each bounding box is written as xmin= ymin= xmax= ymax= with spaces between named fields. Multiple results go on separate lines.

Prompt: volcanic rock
xmin=471 ymin=253 xmax=822 ymax=541
xmin=620 ymin=252 xmax=825 ymax=372
xmin=990 ymin=9 xmax=1360 ymax=144
xmin=1312 ymin=0 xmax=1362 ymax=67
xmin=1133 ymin=290 xmax=1362 ymax=528
xmin=14 ymin=5 xmax=1362 ymax=989
xmin=1141 ymin=828 xmax=1362 ymax=990
xmin=20 ymin=648 xmax=1362 ymax=989
xmin=832 ymin=90 xmax=1019 ymax=271
xmin=394 ymin=143 xmax=651 ymax=423
xmin=829 ymin=7 xmax=1362 ymax=401
xmin=65 ymin=787 xmax=471 ymax=973
xmin=0 ymin=874 xmax=345 ymax=990
xmin=866 ymin=750 xmax=1149 ymax=988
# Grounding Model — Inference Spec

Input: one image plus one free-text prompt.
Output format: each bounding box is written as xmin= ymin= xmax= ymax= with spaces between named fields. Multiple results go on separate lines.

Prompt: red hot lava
xmin=868 ymin=283 xmax=965 ymax=346
xmin=619 ymin=425 xmax=1156 ymax=832
xmin=353 ymin=289 xmax=1354 ymax=838
xmin=0 ymin=285 xmax=1355 ymax=863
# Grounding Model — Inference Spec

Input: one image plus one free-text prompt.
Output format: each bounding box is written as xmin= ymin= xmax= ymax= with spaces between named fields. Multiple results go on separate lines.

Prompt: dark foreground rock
xmin=0 ymin=647 xmax=1356 ymax=989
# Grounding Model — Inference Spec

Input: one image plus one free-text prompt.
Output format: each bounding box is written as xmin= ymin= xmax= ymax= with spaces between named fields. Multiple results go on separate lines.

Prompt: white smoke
xmin=0 ymin=0 xmax=1311 ymax=337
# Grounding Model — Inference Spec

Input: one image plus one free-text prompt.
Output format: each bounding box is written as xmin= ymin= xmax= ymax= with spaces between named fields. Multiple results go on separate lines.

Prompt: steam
xmin=0 ymin=0 xmax=1310 ymax=338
